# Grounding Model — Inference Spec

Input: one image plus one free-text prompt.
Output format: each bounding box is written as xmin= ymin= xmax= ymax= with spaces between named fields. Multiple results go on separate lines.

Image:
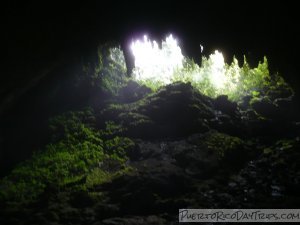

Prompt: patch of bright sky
xmin=131 ymin=34 xmax=184 ymax=84
xmin=131 ymin=34 xmax=240 ymax=90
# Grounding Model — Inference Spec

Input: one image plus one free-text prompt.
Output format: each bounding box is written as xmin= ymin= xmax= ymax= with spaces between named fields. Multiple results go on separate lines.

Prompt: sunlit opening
xmin=130 ymin=34 xmax=245 ymax=96
xmin=131 ymin=34 xmax=184 ymax=84
xmin=209 ymin=50 xmax=227 ymax=89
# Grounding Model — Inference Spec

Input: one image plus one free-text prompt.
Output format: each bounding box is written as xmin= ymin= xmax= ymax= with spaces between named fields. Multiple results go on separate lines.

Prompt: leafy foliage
xmin=48 ymin=107 xmax=97 ymax=142
xmin=143 ymin=54 xmax=291 ymax=101
xmin=75 ymin=39 xmax=291 ymax=103
xmin=78 ymin=44 xmax=128 ymax=96
xmin=0 ymin=125 xmax=104 ymax=202
xmin=0 ymin=109 xmax=134 ymax=204
xmin=199 ymin=131 xmax=244 ymax=159
xmin=129 ymin=35 xmax=292 ymax=101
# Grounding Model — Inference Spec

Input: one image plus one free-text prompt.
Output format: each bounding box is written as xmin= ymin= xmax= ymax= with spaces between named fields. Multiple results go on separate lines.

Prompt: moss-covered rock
xmin=117 ymin=80 xmax=152 ymax=103
xmin=99 ymin=82 xmax=214 ymax=138
xmin=214 ymin=95 xmax=238 ymax=117
xmin=250 ymin=96 xmax=279 ymax=119
xmin=0 ymin=111 xmax=135 ymax=207
xmin=187 ymin=131 xmax=249 ymax=169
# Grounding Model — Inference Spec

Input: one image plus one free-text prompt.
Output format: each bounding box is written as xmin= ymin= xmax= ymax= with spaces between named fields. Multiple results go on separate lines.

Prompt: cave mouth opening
xmin=129 ymin=34 xmax=236 ymax=93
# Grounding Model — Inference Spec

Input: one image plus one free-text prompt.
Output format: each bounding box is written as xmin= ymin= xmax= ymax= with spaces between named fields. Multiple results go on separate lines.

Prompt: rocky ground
xmin=1 ymin=81 xmax=300 ymax=225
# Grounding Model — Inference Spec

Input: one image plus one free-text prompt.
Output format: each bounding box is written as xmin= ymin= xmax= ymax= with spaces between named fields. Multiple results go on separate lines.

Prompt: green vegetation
xmin=201 ymin=131 xmax=245 ymax=160
xmin=129 ymin=35 xmax=292 ymax=101
xmin=78 ymin=45 xmax=128 ymax=96
xmin=171 ymin=55 xmax=291 ymax=101
xmin=76 ymin=40 xmax=292 ymax=103
xmin=0 ymin=41 xmax=294 ymax=210
xmin=134 ymin=78 xmax=165 ymax=92
xmin=0 ymin=109 xmax=134 ymax=204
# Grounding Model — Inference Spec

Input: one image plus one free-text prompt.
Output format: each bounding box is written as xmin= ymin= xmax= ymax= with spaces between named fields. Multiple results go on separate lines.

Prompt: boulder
xmin=251 ymin=96 xmax=279 ymax=119
xmin=117 ymin=80 xmax=152 ymax=103
xmin=273 ymin=97 xmax=295 ymax=120
xmin=100 ymin=82 xmax=214 ymax=138
xmin=214 ymin=95 xmax=238 ymax=117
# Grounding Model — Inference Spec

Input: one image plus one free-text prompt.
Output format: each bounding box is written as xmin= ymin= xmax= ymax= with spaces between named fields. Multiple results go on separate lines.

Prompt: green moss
xmin=85 ymin=168 xmax=112 ymax=188
xmin=136 ymin=79 xmax=164 ymax=92
xmin=100 ymin=121 xmax=125 ymax=137
xmin=202 ymin=131 xmax=244 ymax=160
xmin=86 ymin=166 xmax=135 ymax=189
xmin=48 ymin=108 xmax=97 ymax=142
xmin=118 ymin=112 xmax=152 ymax=127
xmin=263 ymin=148 xmax=273 ymax=154
xmin=250 ymin=95 xmax=272 ymax=106
xmin=0 ymin=110 xmax=135 ymax=205
xmin=104 ymin=136 xmax=135 ymax=160
xmin=0 ymin=125 xmax=105 ymax=202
